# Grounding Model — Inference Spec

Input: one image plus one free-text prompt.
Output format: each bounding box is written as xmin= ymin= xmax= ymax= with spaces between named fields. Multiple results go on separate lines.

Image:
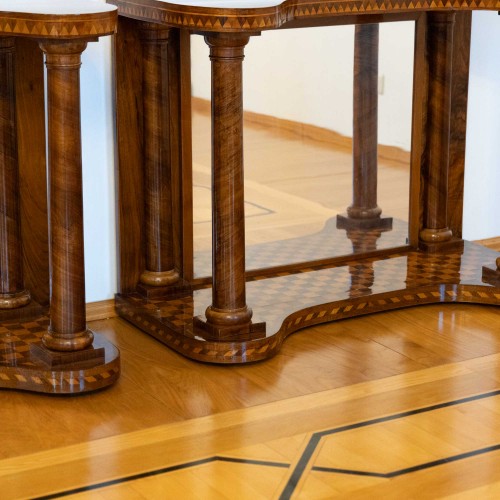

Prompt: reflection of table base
xmin=0 ymin=318 xmax=120 ymax=394
xmin=194 ymin=217 xmax=407 ymax=281
xmin=336 ymin=214 xmax=393 ymax=231
xmin=116 ymin=241 xmax=500 ymax=364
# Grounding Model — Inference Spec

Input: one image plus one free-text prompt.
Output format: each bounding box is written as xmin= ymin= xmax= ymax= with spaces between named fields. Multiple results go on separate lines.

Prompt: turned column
xmin=350 ymin=24 xmax=380 ymax=221
xmin=337 ymin=24 xmax=391 ymax=231
xmin=199 ymin=33 xmax=261 ymax=339
xmin=139 ymin=24 xmax=179 ymax=287
xmin=419 ymin=13 xmax=455 ymax=245
xmin=0 ymin=38 xmax=30 ymax=309
xmin=39 ymin=41 xmax=93 ymax=351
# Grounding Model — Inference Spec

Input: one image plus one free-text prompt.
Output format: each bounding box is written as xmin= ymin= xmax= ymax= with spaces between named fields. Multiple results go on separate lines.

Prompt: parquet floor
xmin=4 ymin=308 xmax=500 ymax=499
xmin=3 ymin=108 xmax=500 ymax=499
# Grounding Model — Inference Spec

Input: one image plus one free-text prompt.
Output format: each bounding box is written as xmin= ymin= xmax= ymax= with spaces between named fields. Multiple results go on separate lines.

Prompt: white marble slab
xmin=153 ymin=0 xmax=284 ymax=9
xmin=0 ymin=0 xmax=116 ymax=15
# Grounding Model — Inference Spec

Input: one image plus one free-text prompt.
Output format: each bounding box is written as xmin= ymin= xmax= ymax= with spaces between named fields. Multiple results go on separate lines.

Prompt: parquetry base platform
xmin=117 ymin=241 xmax=500 ymax=364
xmin=0 ymin=317 xmax=120 ymax=394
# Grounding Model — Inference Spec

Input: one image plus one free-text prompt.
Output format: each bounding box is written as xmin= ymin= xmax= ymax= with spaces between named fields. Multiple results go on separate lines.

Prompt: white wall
xmin=463 ymin=12 xmax=500 ymax=240
xmin=80 ymin=35 xmax=116 ymax=302
xmin=80 ymin=11 xmax=500 ymax=301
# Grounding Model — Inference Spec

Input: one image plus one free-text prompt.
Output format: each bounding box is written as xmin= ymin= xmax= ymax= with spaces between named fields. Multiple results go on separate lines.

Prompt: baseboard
xmin=192 ymin=97 xmax=410 ymax=166
xmin=86 ymin=299 xmax=117 ymax=322
xmin=475 ymin=236 xmax=500 ymax=252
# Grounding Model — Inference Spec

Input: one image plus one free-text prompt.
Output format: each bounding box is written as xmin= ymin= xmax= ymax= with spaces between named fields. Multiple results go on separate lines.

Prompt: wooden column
xmin=448 ymin=12 xmax=472 ymax=239
xmin=337 ymin=24 xmax=392 ymax=232
xmin=139 ymin=24 xmax=179 ymax=288
xmin=195 ymin=33 xmax=264 ymax=341
xmin=0 ymin=38 xmax=30 ymax=309
xmin=39 ymin=41 xmax=93 ymax=351
xmin=419 ymin=12 xmax=455 ymax=248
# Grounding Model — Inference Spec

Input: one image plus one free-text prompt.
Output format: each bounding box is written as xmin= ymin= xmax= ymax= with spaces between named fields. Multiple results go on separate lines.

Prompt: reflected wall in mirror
xmin=190 ymin=21 xmax=414 ymax=279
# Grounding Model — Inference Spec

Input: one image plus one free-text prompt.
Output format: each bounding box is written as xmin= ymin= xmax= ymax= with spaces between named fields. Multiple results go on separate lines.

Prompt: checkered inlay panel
xmin=195 ymin=217 xmax=407 ymax=278
xmin=0 ymin=317 xmax=120 ymax=394
xmin=118 ymin=242 xmax=500 ymax=364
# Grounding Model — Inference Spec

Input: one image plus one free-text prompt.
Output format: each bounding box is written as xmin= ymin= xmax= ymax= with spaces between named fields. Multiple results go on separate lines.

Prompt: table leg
xmin=39 ymin=41 xmax=93 ymax=352
xmin=419 ymin=12 xmax=455 ymax=249
xmin=337 ymin=24 xmax=392 ymax=232
xmin=195 ymin=33 xmax=265 ymax=341
xmin=0 ymin=38 xmax=120 ymax=392
xmin=0 ymin=38 xmax=31 ymax=309
xmin=139 ymin=24 xmax=180 ymax=288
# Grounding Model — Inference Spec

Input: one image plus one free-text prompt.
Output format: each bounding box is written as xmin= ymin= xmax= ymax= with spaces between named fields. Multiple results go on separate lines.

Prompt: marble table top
xmin=0 ymin=0 xmax=116 ymax=15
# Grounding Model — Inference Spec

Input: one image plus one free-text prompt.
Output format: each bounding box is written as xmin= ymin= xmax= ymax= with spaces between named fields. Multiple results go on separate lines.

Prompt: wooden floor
xmin=3 ymin=109 xmax=500 ymax=499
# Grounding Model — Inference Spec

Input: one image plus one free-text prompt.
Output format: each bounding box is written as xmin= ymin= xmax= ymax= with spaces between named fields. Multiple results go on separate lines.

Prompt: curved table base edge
xmin=116 ymin=283 xmax=500 ymax=364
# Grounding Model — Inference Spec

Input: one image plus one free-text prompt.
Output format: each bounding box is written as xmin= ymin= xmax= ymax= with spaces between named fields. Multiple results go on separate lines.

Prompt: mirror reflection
xmin=191 ymin=21 xmax=414 ymax=278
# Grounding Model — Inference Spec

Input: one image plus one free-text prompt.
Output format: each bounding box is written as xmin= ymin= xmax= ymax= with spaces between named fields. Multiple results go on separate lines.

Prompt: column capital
xmin=204 ymin=32 xmax=252 ymax=61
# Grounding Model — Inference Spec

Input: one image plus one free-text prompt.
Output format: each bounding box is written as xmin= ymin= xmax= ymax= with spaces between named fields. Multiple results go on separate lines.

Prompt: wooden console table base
xmin=116 ymin=237 xmax=500 ymax=364
xmin=0 ymin=1 xmax=120 ymax=394
xmin=112 ymin=2 xmax=499 ymax=363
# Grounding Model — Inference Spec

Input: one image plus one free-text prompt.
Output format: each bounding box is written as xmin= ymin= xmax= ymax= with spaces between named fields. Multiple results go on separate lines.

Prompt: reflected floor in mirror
xmin=191 ymin=100 xmax=410 ymax=275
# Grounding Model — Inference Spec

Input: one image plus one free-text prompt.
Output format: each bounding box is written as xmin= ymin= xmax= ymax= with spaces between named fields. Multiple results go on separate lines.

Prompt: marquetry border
xmin=0 ymin=11 xmax=117 ymax=39
xmin=116 ymin=280 xmax=500 ymax=364
xmin=38 ymin=389 xmax=500 ymax=498
xmin=0 ymin=329 xmax=120 ymax=394
xmin=110 ymin=0 xmax=500 ymax=32
xmin=0 ymin=362 xmax=120 ymax=394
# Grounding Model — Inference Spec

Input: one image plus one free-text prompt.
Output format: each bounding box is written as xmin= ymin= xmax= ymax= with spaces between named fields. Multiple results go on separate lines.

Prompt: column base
xmin=0 ymin=318 xmax=120 ymax=394
xmin=0 ymin=290 xmax=31 ymax=309
xmin=482 ymin=264 xmax=500 ymax=287
xmin=0 ymin=300 xmax=44 ymax=322
xmin=42 ymin=328 xmax=94 ymax=352
xmin=137 ymin=277 xmax=192 ymax=300
xmin=193 ymin=315 xmax=266 ymax=342
xmin=140 ymin=269 xmax=180 ymax=287
xmin=30 ymin=333 xmax=105 ymax=369
xmin=419 ymin=236 xmax=464 ymax=253
xmin=336 ymin=214 xmax=393 ymax=231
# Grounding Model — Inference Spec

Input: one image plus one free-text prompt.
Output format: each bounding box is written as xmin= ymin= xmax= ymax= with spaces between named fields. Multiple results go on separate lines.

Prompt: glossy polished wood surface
xmin=109 ymin=0 xmax=500 ymax=32
xmin=115 ymin=18 xmax=194 ymax=294
xmin=15 ymin=38 xmax=50 ymax=308
xmin=0 ymin=38 xmax=30 ymax=310
xmin=4 ymin=301 xmax=500 ymax=497
xmin=349 ymin=24 xmax=380 ymax=222
xmin=197 ymin=33 xmax=259 ymax=341
xmin=337 ymin=23 xmax=393 ymax=233
xmin=448 ymin=12 xmax=471 ymax=239
xmin=139 ymin=24 xmax=180 ymax=288
xmin=419 ymin=12 xmax=454 ymax=246
xmin=41 ymin=41 xmax=93 ymax=351
xmin=117 ymin=241 xmax=500 ymax=363
xmin=112 ymin=1 xmax=484 ymax=363
xmin=0 ymin=2 xmax=120 ymax=393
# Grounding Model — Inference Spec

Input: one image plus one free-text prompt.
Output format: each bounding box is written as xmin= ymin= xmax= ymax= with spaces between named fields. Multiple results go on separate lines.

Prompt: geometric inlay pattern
xmin=111 ymin=0 xmax=500 ymax=33
xmin=117 ymin=240 xmax=500 ymax=364
xmin=195 ymin=217 xmax=407 ymax=278
xmin=0 ymin=317 xmax=120 ymax=394
xmin=0 ymin=12 xmax=116 ymax=38
xmin=35 ymin=390 xmax=500 ymax=498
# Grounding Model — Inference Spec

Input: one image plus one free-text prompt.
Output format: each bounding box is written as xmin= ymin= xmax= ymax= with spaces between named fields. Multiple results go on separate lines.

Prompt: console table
xmin=111 ymin=0 xmax=500 ymax=363
xmin=0 ymin=0 xmax=120 ymax=393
